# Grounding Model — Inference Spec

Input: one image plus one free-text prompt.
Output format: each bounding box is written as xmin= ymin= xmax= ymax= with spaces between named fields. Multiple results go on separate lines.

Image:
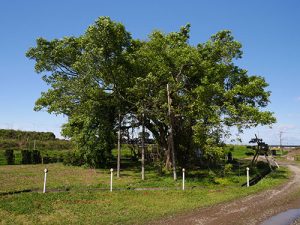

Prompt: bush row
xmin=0 ymin=139 xmax=73 ymax=151
xmin=21 ymin=150 xmax=42 ymax=164
xmin=4 ymin=150 xmax=14 ymax=164
xmin=3 ymin=150 xmax=66 ymax=165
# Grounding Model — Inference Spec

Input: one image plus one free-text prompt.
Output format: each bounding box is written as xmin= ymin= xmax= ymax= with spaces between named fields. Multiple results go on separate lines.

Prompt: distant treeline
xmin=0 ymin=129 xmax=56 ymax=141
xmin=0 ymin=129 xmax=73 ymax=151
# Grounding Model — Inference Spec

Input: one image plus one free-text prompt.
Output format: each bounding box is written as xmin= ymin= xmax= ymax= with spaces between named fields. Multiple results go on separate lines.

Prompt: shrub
xmin=21 ymin=150 xmax=32 ymax=164
xmin=208 ymin=170 xmax=218 ymax=183
xmin=32 ymin=150 xmax=42 ymax=164
xmin=51 ymin=156 xmax=58 ymax=163
xmin=214 ymin=177 xmax=231 ymax=185
xmin=223 ymin=163 xmax=233 ymax=177
xmin=42 ymin=154 xmax=51 ymax=164
xmin=58 ymin=153 xmax=65 ymax=162
xmin=63 ymin=151 xmax=84 ymax=166
xmin=4 ymin=150 xmax=14 ymax=165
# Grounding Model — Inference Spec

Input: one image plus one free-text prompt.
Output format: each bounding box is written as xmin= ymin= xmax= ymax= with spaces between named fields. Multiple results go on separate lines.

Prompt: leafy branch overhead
xmin=26 ymin=16 xmax=276 ymax=168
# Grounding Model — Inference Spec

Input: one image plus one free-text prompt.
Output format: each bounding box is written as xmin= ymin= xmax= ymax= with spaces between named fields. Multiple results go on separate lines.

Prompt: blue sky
xmin=0 ymin=0 xmax=300 ymax=144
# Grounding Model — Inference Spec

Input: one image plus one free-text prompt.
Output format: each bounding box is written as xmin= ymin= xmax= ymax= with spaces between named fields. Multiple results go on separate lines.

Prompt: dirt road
xmin=152 ymin=163 xmax=300 ymax=225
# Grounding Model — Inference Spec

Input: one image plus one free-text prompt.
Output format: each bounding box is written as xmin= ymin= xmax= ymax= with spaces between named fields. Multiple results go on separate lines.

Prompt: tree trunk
xmin=165 ymin=139 xmax=172 ymax=170
xmin=167 ymin=84 xmax=177 ymax=181
xmin=117 ymin=113 xmax=121 ymax=178
xmin=141 ymin=113 xmax=145 ymax=180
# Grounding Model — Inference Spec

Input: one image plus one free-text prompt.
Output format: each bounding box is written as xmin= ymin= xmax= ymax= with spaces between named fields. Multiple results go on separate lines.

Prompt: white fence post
xmin=43 ymin=168 xmax=48 ymax=193
xmin=246 ymin=167 xmax=250 ymax=187
xmin=182 ymin=168 xmax=185 ymax=190
xmin=110 ymin=168 xmax=113 ymax=192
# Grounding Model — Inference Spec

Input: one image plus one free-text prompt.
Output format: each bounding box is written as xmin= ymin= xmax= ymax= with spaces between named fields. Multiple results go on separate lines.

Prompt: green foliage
xmin=62 ymin=104 xmax=115 ymax=168
xmin=0 ymin=149 xmax=68 ymax=165
xmin=214 ymin=177 xmax=232 ymax=185
xmin=0 ymin=139 xmax=19 ymax=150
xmin=4 ymin=150 xmax=14 ymax=165
xmin=0 ymin=137 xmax=73 ymax=152
xmin=0 ymin=129 xmax=55 ymax=141
xmin=202 ymin=145 xmax=225 ymax=164
xmin=31 ymin=150 xmax=42 ymax=164
xmin=223 ymin=163 xmax=233 ymax=177
xmin=42 ymin=154 xmax=52 ymax=164
xmin=26 ymin=17 xmax=276 ymax=168
xmin=63 ymin=151 xmax=84 ymax=166
xmin=21 ymin=150 xmax=32 ymax=164
xmin=0 ymin=128 xmax=72 ymax=165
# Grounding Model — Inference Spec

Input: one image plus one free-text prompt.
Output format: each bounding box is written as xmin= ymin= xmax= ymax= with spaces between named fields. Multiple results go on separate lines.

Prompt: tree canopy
xmin=26 ymin=16 xmax=275 ymax=168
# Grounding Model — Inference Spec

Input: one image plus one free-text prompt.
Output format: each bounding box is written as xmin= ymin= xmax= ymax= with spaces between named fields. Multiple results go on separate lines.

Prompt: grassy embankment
xmin=0 ymin=157 xmax=290 ymax=225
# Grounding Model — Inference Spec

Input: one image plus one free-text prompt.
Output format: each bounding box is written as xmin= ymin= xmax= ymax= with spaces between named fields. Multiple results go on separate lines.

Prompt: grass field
xmin=0 ymin=163 xmax=289 ymax=224
xmin=0 ymin=163 xmax=244 ymax=193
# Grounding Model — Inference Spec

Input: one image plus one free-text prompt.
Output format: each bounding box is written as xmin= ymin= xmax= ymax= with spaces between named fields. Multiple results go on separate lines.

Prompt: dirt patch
xmin=151 ymin=164 xmax=300 ymax=225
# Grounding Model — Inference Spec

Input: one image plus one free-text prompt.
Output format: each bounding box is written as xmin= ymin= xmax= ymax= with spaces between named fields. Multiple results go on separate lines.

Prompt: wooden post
xmin=110 ymin=168 xmax=113 ymax=192
xmin=141 ymin=113 xmax=145 ymax=180
xmin=182 ymin=168 xmax=185 ymax=190
xmin=43 ymin=168 xmax=48 ymax=193
xmin=167 ymin=84 xmax=177 ymax=180
xmin=117 ymin=113 xmax=121 ymax=178
xmin=246 ymin=167 xmax=250 ymax=187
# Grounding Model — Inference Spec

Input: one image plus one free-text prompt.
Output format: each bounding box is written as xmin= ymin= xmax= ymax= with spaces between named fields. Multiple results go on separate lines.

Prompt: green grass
xmin=111 ymin=144 xmax=136 ymax=158
xmin=0 ymin=161 xmax=278 ymax=193
xmin=0 ymin=163 xmax=290 ymax=224
xmin=274 ymin=149 xmax=288 ymax=156
xmin=225 ymin=145 xmax=254 ymax=159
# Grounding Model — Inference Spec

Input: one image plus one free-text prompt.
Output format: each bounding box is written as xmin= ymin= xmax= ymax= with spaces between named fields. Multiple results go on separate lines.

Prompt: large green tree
xmin=26 ymin=17 xmax=132 ymax=167
xmin=27 ymin=17 xmax=275 ymax=169
xmin=129 ymin=27 xmax=275 ymax=168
